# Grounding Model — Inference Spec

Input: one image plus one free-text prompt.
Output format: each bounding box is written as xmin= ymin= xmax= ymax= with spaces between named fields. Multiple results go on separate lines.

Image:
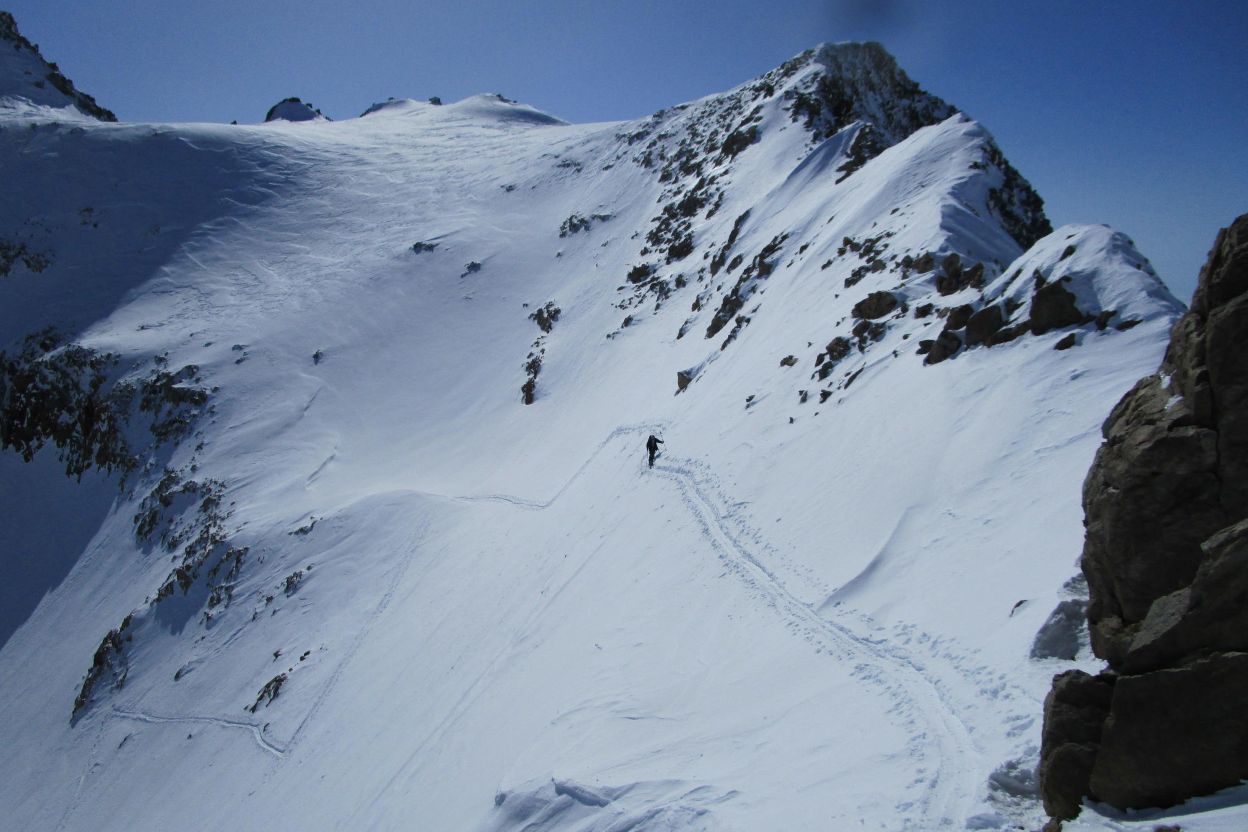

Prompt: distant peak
xmin=0 ymin=11 xmax=116 ymax=121
xmin=264 ymin=97 xmax=329 ymax=123
xmin=813 ymin=40 xmax=895 ymax=60
xmin=746 ymin=40 xmax=956 ymax=156
xmin=0 ymin=11 xmax=25 ymax=45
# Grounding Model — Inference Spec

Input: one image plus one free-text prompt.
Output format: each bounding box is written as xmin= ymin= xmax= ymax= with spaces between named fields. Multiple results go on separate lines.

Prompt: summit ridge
xmin=0 ymin=11 xmax=115 ymax=120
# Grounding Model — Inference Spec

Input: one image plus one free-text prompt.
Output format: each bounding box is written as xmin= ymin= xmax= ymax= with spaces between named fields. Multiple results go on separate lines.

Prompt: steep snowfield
xmin=1 ymin=41 xmax=1229 ymax=830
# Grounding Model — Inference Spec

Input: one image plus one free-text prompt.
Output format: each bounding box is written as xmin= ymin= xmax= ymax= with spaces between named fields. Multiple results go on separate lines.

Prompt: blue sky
xmin=8 ymin=0 xmax=1245 ymax=300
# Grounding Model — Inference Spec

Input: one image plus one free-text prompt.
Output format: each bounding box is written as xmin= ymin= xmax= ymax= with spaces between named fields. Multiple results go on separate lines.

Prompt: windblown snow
xmin=2 ymin=37 xmax=1227 ymax=831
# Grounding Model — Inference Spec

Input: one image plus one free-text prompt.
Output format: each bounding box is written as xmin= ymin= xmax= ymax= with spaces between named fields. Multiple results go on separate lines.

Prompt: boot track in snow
xmin=461 ymin=425 xmax=980 ymax=828
xmin=93 ymin=425 xmax=979 ymax=828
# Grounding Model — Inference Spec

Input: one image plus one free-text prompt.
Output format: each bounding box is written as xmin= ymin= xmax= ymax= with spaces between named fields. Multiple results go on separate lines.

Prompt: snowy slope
xmin=0 ymin=39 xmax=1216 ymax=831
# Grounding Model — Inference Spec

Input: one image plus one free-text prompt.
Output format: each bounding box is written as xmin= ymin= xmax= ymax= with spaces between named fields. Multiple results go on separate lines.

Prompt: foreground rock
xmin=1038 ymin=214 xmax=1248 ymax=821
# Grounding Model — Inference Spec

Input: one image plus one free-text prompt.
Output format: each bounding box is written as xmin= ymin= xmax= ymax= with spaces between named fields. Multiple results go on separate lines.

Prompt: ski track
xmin=109 ymin=706 xmax=286 ymax=757
xmin=461 ymin=425 xmax=980 ymax=829
xmin=90 ymin=522 xmax=428 ymax=787
xmin=647 ymin=460 xmax=979 ymax=830
xmin=282 ymin=521 xmax=430 ymax=753
xmin=89 ymin=424 xmax=978 ymax=829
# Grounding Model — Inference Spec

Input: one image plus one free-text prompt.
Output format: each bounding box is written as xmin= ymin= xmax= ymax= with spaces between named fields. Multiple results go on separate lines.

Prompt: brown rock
xmin=964 ymin=305 xmax=1004 ymax=347
xmin=1090 ymin=652 xmax=1248 ymax=810
xmin=944 ymin=303 xmax=974 ymax=330
xmin=1029 ymin=277 xmax=1087 ymax=334
xmin=1082 ymin=373 xmax=1226 ymax=657
xmin=1038 ymin=670 xmax=1115 ymax=820
xmin=923 ymin=330 xmax=961 ymax=365
xmin=935 ymin=252 xmax=962 ymax=295
xmin=851 ymin=291 xmax=898 ymax=320
xmin=825 ymin=337 xmax=852 ymax=362
xmin=1039 ymin=214 xmax=1248 ymax=822
xmin=1122 ymin=518 xmax=1248 ymax=673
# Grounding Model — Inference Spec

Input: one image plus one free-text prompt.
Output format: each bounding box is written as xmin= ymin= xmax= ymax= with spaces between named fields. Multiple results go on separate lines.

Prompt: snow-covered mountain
xmin=0 ymin=11 xmax=114 ymax=121
xmin=0 ymin=24 xmax=1205 ymax=830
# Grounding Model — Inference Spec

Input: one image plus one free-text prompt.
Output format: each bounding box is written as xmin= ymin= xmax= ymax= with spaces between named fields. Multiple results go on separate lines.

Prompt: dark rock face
xmin=1090 ymin=652 xmax=1248 ymax=810
xmin=1029 ymin=278 xmax=1087 ymax=335
xmin=1038 ymin=215 xmax=1248 ymax=821
xmin=1031 ymin=599 xmax=1088 ymax=660
xmin=1121 ymin=517 xmax=1248 ymax=673
xmin=964 ymin=305 xmax=1004 ymax=347
xmin=1083 ymin=216 xmax=1248 ymax=661
xmin=1039 ymin=671 xmax=1114 ymax=820
xmin=922 ymin=330 xmax=961 ymax=365
xmin=944 ymin=303 xmax=973 ymax=331
xmin=935 ymin=254 xmax=985 ymax=295
xmin=851 ymin=291 xmax=897 ymax=320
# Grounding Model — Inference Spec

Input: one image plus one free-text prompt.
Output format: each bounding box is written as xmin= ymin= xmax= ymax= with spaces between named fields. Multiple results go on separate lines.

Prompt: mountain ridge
xmin=0 ymin=11 xmax=115 ymax=121
xmin=0 ymin=29 xmax=1199 ymax=832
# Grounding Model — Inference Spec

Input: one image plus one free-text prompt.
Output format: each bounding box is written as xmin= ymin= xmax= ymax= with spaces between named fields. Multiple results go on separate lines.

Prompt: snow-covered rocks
xmin=263 ymin=96 xmax=327 ymax=122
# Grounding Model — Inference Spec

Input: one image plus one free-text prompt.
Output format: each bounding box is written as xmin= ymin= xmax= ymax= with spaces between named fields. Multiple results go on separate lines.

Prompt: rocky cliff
xmin=1039 ymin=213 xmax=1248 ymax=822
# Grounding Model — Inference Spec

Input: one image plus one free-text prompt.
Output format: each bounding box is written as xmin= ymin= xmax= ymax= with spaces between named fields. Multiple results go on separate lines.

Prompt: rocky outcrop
xmin=851 ymin=291 xmax=897 ymax=320
xmin=1038 ymin=214 xmax=1248 ymax=821
xmin=264 ymin=97 xmax=326 ymax=122
xmin=1028 ymin=277 xmax=1088 ymax=334
xmin=1038 ymin=670 xmax=1114 ymax=821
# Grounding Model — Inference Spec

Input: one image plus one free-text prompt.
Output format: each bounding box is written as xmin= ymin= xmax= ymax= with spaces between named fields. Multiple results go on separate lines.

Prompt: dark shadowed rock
xmin=1031 ymin=599 xmax=1087 ymax=660
xmin=676 ymin=367 xmax=699 ymax=394
xmin=1029 ymin=277 xmax=1087 ymax=334
xmin=944 ymin=303 xmax=974 ymax=331
xmin=851 ymin=291 xmax=898 ymax=320
xmin=1038 ymin=670 xmax=1114 ymax=820
xmin=825 ymin=337 xmax=852 ymax=362
xmin=935 ymin=255 xmax=985 ymax=295
xmin=923 ymin=330 xmax=961 ymax=365
xmin=1195 ymin=219 xmax=1248 ymax=508
xmin=1122 ymin=518 xmax=1248 ymax=673
xmin=265 ymin=97 xmax=326 ymax=123
xmin=1090 ymin=652 xmax=1248 ymax=810
xmin=964 ymin=304 xmax=1004 ymax=347
xmin=935 ymin=252 xmax=961 ymax=294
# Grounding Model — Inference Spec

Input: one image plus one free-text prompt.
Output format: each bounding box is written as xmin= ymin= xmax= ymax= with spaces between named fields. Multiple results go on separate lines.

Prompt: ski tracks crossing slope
xmin=648 ymin=458 xmax=979 ymax=829
xmin=89 ymin=424 xmax=979 ymax=830
xmin=460 ymin=424 xmax=979 ymax=829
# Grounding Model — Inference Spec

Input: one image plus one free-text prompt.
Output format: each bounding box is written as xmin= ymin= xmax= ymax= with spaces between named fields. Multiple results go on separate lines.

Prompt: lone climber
xmin=646 ymin=434 xmax=664 ymax=468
